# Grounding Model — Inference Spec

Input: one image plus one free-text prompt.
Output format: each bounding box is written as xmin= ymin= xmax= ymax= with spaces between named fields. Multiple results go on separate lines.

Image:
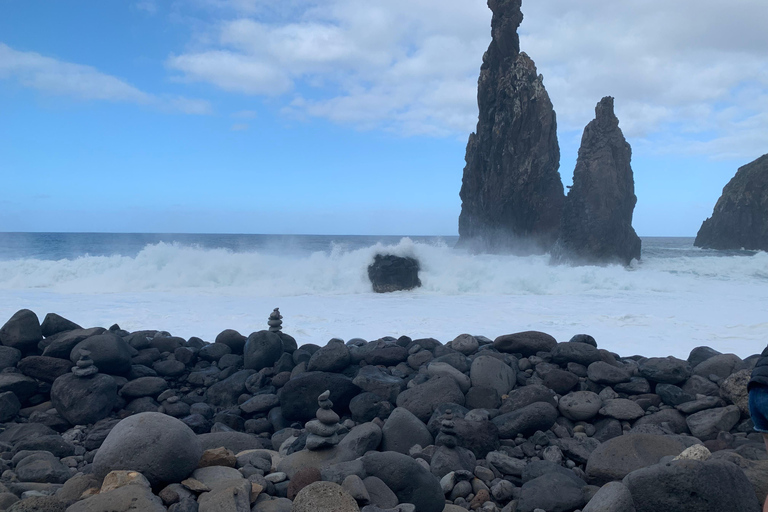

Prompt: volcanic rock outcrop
xmin=368 ymin=254 xmax=421 ymax=293
xmin=552 ymin=97 xmax=641 ymax=265
xmin=458 ymin=0 xmax=564 ymax=254
xmin=694 ymin=153 xmax=768 ymax=251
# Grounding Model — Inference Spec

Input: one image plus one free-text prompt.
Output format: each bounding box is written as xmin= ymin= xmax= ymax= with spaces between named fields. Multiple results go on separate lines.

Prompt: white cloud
xmin=231 ymin=123 xmax=249 ymax=130
xmin=168 ymin=0 xmax=490 ymax=135
xmin=170 ymin=0 xmax=768 ymax=157
xmin=0 ymin=43 xmax=211 ymax=115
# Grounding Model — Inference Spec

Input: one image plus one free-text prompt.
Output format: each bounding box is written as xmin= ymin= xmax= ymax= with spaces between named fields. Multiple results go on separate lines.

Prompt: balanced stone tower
xmin=305 ymin=390 xmax=342 ymax=450
xmin=268 ymin=308 xmax=282 ymax=332
xmin=552 ymin=97 xmax=641 ymax=265
xmin=694 ymin=153 xmax=768 ymax=251
xmin=458 ymin=0 xmax=564 ymax=254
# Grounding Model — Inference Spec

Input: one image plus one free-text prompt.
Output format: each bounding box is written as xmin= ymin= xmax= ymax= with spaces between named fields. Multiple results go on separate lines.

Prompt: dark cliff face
xmin=552 ymin=97 xmax=641 ymax=266
xmin=694 ymin=153 xmax=768 ymax=251
xmin=458 ymin=0 xmax=563 ymax=254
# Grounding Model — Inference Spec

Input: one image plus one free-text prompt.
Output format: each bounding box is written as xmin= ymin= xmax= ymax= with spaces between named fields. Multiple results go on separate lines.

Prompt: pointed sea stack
xmin=694 ymin=153 xmax=768 ymax=251
xmin=552 ymin=97 xmax=641 ymax=265
xmin=458 ymin=0 xmax=563 ymax=254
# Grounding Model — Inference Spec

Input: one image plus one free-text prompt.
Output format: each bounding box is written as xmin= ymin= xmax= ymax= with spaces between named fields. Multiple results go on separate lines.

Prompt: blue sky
xmin=1 ymin=0 xmax=767 ymax=236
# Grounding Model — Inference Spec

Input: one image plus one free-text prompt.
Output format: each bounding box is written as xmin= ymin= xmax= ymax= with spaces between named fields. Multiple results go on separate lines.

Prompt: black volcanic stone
xmin=278 ymin=371 xmax=360 ymax=422
xmin=695 ymin=152 xmax=768 ymax=251
xmin=639 ymin=356 xmax=692 ymax=384
xmin=550 ymin=341 xmax=602 ymax=366
xmin=70 ymin=332 xmax=134 ymax=376
xmin=0 ymin=309 xmax=43 ymax=353
xmin=367 ymin=254 xmax=421 ymax=293
xmin=243 ymin=330 xmax=283 ymax=371
xmin=215 ymin=329 xmax=247 ymax=355
xmin=40 ymin=313 xmax=82 ymax=338
xmin=17 ymin=356 xmax=73 ymax=383
xmin=51 ymin=373 xmax=117 ymax=425
xmin=552 ymin=97 xmax=641 ymax=265
xmin=457 ymin=0 xmax=562 ymax=254
xmin=493 ymin=402 xmax=558 ymax=439
xmin=494 ymin=331 xmax=557 ymax=356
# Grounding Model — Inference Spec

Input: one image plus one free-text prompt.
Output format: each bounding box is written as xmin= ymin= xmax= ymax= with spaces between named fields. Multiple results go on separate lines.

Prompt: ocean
xmin=0 ymin=233 xmax=766 ymax=360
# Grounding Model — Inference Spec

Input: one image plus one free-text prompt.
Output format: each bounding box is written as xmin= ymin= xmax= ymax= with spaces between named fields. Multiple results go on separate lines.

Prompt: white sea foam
xmin=0 ymin=238 xmax=766 ymax=359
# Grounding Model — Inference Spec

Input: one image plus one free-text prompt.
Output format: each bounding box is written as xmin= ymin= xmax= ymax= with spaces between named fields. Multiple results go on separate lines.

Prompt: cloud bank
xmin=0 ymin=43 xmax=211 ymax=115
xmin=170 ymin=0 xmax=768 ymax=158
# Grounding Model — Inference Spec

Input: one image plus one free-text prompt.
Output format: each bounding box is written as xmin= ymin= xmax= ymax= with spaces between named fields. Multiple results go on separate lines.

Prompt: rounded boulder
xmin=243 ymin=330 xmax=284 ymax=371
xmin=70 ymin=332 xmax=133 ymax=375
xmin=291 ymin=481 xmax=359 ymax=512
xmin=51 ymin=373 xmax=118 ymax=425
xmin=93 ymin=412 xmax=202 ymax=486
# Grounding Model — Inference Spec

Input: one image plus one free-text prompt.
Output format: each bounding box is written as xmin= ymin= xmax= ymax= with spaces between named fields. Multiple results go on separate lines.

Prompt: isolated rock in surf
xmin=368 ymin=254 xmax=421 ymax=293
xmin=694 ymin=153 xmax=768 ymax=251
xmin=458 ymin=0 xmax=564 ymax=254
xmin=552 ymin=97 xmax=641 ymax=265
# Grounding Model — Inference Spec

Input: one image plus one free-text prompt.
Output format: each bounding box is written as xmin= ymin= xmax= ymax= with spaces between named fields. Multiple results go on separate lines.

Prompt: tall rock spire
xmin=458 ymin=0 xmax=563 ymax=254
xmin=552 ymin=97 xmax=641 ymax=265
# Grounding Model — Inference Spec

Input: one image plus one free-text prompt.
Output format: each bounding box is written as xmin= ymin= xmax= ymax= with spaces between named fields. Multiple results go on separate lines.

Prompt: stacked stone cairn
xmin=268 ymin=309 xmax=282 ymax=333
xmin=0 ymin=308 xmax=764 ymax=511
xmin=72 ymin=349 xmax=98 ymax=377
xmin=305 ymin=390 xmax=341 ymax=450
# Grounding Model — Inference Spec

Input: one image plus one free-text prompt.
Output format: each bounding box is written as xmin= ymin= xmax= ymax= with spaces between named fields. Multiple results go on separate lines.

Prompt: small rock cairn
xmin=268 ymin=308 xmax=282 ymax=332
xmin=305 ymin=390 xmax=341 ymax=450
xmin=436 ymin=409 xmax=457 ymax=448
xmin=72 ymin=349 xmax=98 ymax=377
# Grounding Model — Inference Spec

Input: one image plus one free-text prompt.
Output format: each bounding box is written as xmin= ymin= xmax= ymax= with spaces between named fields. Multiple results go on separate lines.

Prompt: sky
xmin=1 ymin=0 xmax=767 ymax=236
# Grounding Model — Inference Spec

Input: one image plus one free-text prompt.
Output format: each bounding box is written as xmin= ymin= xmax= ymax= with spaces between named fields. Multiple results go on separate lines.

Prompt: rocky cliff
xmin=458 ymin=0 xmax=563 ymax=254
xmin=552 ymin=97 xmax=641 ymax=265
xmin=694 ymin=153 xmax=768 ymax=251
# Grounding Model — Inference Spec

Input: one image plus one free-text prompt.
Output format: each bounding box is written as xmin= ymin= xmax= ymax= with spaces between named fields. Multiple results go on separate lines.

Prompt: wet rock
xmin=552 ymin=97 xmax=641 ymax=265
xmin=695 ymin=152 xmax=768 ymax=251
xmin=458 ymin=0 xmax=562 ymax=253
xmin=368 ymin=254 xmax=421 ymax=293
